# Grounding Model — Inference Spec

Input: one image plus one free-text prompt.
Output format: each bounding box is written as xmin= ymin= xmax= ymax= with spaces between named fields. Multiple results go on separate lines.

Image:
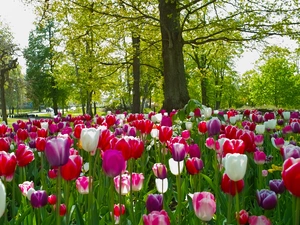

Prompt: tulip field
xmin=0 ymin=99 xmax=300 ymax=225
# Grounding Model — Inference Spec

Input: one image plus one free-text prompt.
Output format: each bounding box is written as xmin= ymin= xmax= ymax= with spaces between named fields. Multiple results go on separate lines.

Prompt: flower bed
xmin=0 ymin=99 xmax=299 ymax=225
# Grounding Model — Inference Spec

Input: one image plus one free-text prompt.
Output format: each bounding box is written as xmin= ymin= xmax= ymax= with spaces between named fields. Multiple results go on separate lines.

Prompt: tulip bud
xmin=256 ymin=189 xmax=277 ymax=210
xmin=269 ymin=179 xmax=285 ymax=194
xmin=152 ymin=163 xmax=167 ymax=179
xmin=76 ymin=176 xmax=91 ymax=194
xmin=131 ymin=173 xmax=144 ymax=192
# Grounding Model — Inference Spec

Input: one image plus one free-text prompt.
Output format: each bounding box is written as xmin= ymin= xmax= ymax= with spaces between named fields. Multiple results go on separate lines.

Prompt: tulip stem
xmin=258 ymin=164 xmax=263 ymax=189
xmin=295 ymin=196 xmax=300 ymax=225
xmin=129 ymin=159 xmax=136 ymax=225
xmin=119 ymin=174 xmax=122 ymax=225
xmin=110 ymin=178 xmax=115 ymax=223
xmin=40 ymin=153 xmax=45 ymax=188
xmin=176 ymin=161 xmax=182 ymax=224
xmin=56 ymin=167 xmax=62 ymax=225
xmin=88 ymin=153 xmax=93 ymax=225
xmin=227 ymin=194 xmax=233 ymax=224
xmin=64 ymin=180 xmax=70 ymax=224
xmin=235 ymin=183 xmax=240 ymax=225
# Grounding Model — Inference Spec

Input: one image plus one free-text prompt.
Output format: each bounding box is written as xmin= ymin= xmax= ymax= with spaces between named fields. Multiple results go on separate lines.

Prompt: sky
xmin=0 ymin=0 xmax=36 ymax=72
xmin=0 ymin=0 xmax=297 ymax=75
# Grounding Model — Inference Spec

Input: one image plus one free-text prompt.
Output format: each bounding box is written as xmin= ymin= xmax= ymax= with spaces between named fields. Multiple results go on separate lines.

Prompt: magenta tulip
xmin=76 ymin=176 xmax=90 ymax=194
xmin=142 ymin=210 xmax=170 ymax=225
xmin=102 ymin=150 xmax=126 ymax=177
xmin=146 ymin=194 xmax=163 ymax=213
xmin=131 ymin=172 xmax=144 ymax=192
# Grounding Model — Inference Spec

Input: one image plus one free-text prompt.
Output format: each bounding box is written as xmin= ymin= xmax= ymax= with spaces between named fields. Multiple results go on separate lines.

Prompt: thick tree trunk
xmin=159 ymin=0 xmax=190 ymax=112
xmin=132 ymin=33 xmax=141 ymax=113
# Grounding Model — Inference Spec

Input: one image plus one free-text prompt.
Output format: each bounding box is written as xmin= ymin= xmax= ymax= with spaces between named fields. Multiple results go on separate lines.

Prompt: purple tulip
xmin=45 ymin=137 xmax=71 ymax=167
xmin=30 ymin=190 xmax=48 ymax=208
xmin=189 ymin=143 xmax=201 ymax=158
xmin=146 ymin=194 xmax=163 ymax=213
xmin=256 ymin=189 xmax=277 ymax=210
xmin=160 ymin=116 xmax=172 ymax=127
xmin=171 ymin=143 xmax=186 ymax=162
xmin=206 ymin=117 xmax=221 ymax=136
xmin=269 ymin=179 xmax=285 ymax=194
xmin=291 ymin=122 xmax=300 ymax=133
xmin=102 ymin=150 xmax=126 ymax=177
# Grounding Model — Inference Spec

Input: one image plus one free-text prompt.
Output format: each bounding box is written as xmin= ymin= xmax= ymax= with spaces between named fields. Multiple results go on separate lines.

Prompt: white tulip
xmin=255 ymin=124 xmax=265 ymax=134
xmin=0 ymin=179 xmax=6 ymax=218
xmin=223 ymin=153 xmax=248 ymax=181
xmin=168 ymin=158 xmax=184 ymax=175
xmin=80 ymin=128 xmax=101 ymax=152
xmin=155 ymin=178 xmax=168 ymax=193
xmin=185 ymin=122 xmax=193 ymax=130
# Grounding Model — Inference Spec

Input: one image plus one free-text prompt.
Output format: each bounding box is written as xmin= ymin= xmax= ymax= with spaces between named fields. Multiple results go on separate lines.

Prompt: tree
xmin=0 ymin=21 xmax=18 ymax=124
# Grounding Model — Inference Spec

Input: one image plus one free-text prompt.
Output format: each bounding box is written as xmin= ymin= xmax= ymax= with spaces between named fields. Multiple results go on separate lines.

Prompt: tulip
xmin=105 ymin=114 xmax=116 ymax=128
xmin=281 ymin=157 xmax=300 ymax=197
xmin=203 ymin=107 xmax=212 ymax=118
xmin=113 ymin=204 xmax=125 ymax=224
xmin=146 ymin=194 xmax=163 ymax=213
xmin=98 ymin=129 xmax=115 ymax=152
xmin=0 ymin=151 xmax=17 ymax=181
xmin=155 ymin=178 xmax=168 ymax=193
xmin=255 ymin=124 xmax=265 ymax=134
xmin=45 ymin=137 xmax=71 ymax=167
xmin=171 ymin=143 xmax=186 ymax=162
xmin=222 ymin=153 xmax=248 ymax=181
xmin=181 ymin=130 xmax=190 ymax=140
xmin=30 ymin=190 xmax=48 ymax=208
xmin=291 ymin=121 xmax=300 ymax=133
xmin=102 ymin=150 xmax=126 ymax=177
xmin=0 ymin=179 xmax=6 ymax=218
xmin=152 ymin=163 xmax=167 ymax=179
xmin=256 ymin=189 xmax=277 ymax=210
xmin=16 ymin=128 xmax=29 ymax=141
xmin=131 ymin=172 xmax=144 ymax=191
xmin=185 ymin=122 xmax=193 ymax=131
xmin=160 ymin=116 xmax=172 ymax=127
xmin=80 ymin=127 xmax=100 ymax=153
xmin=222 ymin=139 xmax=245 ymax=157
xmin=271 ymin=137 xmax=285 ymax=149
xmin=198 ymin=121 xmax=207 ymax=134
xmin=281 ymin=144 xmax=300 ymax=160
xmin=127 ymin=137 xmax=144 ymax=160
xmin=282 ymin=111 xmax=290 ymax=120
xmin=205 ymin=137 xmax=215 ymax=150
xmin=0 ymin=137 xmax=10 ymax=152
xmin=36 ymin=137 xmax=46 ymax=152
xmin=253 ymin=151 xmax=266 ymax=165
xmin=58 ymin=204 xmax=67 ymax=216
xmin=221 ymin=173 xmax=244 ymax=196
xmin=189 ymin=143 xmax=201 ymax=158
xmin=158 ymin=126 xmax=172 ymax=144
xmin=76 ymin=176 xmax=90 ymax=194
xmin=15 ymin=144 xmax=34 ymax=167
xmin=269 ymin=179 xmax=285 ymax=194
xmin=114 ymin=173 xmax=131 ymax=195
xmin=48 ymin=194 xmax=57 ymax=205
xmin=248 ymin=215 xmax=271 ymax=225
xmin=18 ymin=181 xmax=34 ymax=197
xmin=0 ymin=124 xmax=8 ymax=136
xmin=142 ymin=210 xmax=170 ymax=225
xmin=206 ymin=117 xmax=221 ymax=136
xmin=254 ymin=134 xmax=264 ymax=146
xmin=61 ymin=155 xmax=83 ymax=181
xmin=168 ymin=158 xmax=184 ymax=175
xmin=186 ymin=157 xmax=204 ymax=175
xmin=150 ymin=127 xmax=159 ymax=139
xmin=73 ymin=124 xmax=85 ymax=139
xmin=192 ymin=191 xmax=216 ymax=221
xmin=264 ymin=119 xmax=277 ymax=130
xmin=237 ymin=209 xmax=249 ymax=225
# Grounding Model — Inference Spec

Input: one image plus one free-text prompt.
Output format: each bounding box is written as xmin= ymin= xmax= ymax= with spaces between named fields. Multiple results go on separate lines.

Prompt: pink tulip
xmin=205 ymin=137 xmax=215 ymax=150
xmin=15 ymin=144 xmax=34 ymax=167
xmin=76 ymin=176 xmax=91 ymax=194
xmin=181 ymin=130 xmax=190 ymax=140
xmin=102 ymin=150 xmax=126 ymax=177
xmin=142 ymin=210 xmax=170 ymax=225
xmin=192 ymin=192 xmax=216 ymax=221
xmin=271 ymin=137 xmax=285 ymax=149
xmin=248 ymin=215 xmax=271 ymax=225
xmin=114 ymin=173 xmax=131 ymax=195
xmin=254 ymin=135 xmax=264 ymax=146
xmin=131 ymin=172 xmax=144 ymax=192
xmin=254 ymin=151 xmax=266 ymax=165
xmin=19 ymin=181 xmax=34 ymax=197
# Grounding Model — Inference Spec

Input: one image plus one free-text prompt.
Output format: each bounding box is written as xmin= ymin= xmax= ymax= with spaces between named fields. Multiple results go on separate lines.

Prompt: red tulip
xmin=186 ymin=157 xmax=204 ymax=175
xmin=236 ymin=130 xmax=256 ymax=153
xmin=48 ymin=194 xmax=57 ymax=205
xmin=106 ymin=114 xmax=116 ymax=128
xmin=222 ymin=139 xmax=245 ymax=157
xmin=281 ymin=157 xmax=300 ymax=197
xmin=15 ymin=144 xmax=34 ymax=167
xmin=36 ymin=137 xmax=46 ymax=152
xmin=237 ymin=209 xmax=249 ymax=225
xmin=17 ymin=128 xmax=28 ymax=141
xmin=158 ymin=126 xmax=172 ymax=144
xmin=0 ymin=151 xmax=17 ymax=181
xmin=37 ymin=128 xmax=48 ymax=138
xmin=224 ymin=125 xmax=238 ymax=139
xmin=0 ymin=124 xmax=8 ymax=136
xmin=221 ymin=173 xmax=244 ymax=196
xmin=73 ymin=124 xmax=85 ymax=139
xmin=98 ymin=129 xmax=115 ymax=151
xmin=198 ymin=121 xmax=207 ymax=134
xmin=127 ymin=137 xmax=144 ymax=160
xmin=61 ymin=155 xmax=83 ymax=181
xmin=0 ymin=137 xmax=10 ymax=152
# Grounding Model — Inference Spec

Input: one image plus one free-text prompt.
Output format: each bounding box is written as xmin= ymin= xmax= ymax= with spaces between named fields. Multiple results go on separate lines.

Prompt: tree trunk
xmin=0 ymin=72 xmax=8 ymax=125
xmin=159 ymin=0 xmax=190 ymax=112
xmin=201 ymin=77 xmax=208 ymax=106
xmin=132 ymin=33 xmax=141 ymax=113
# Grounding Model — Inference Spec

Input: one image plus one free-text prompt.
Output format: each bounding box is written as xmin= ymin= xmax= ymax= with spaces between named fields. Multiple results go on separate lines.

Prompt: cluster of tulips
xmin=0 ymin=99 xmax=300 ymax=225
